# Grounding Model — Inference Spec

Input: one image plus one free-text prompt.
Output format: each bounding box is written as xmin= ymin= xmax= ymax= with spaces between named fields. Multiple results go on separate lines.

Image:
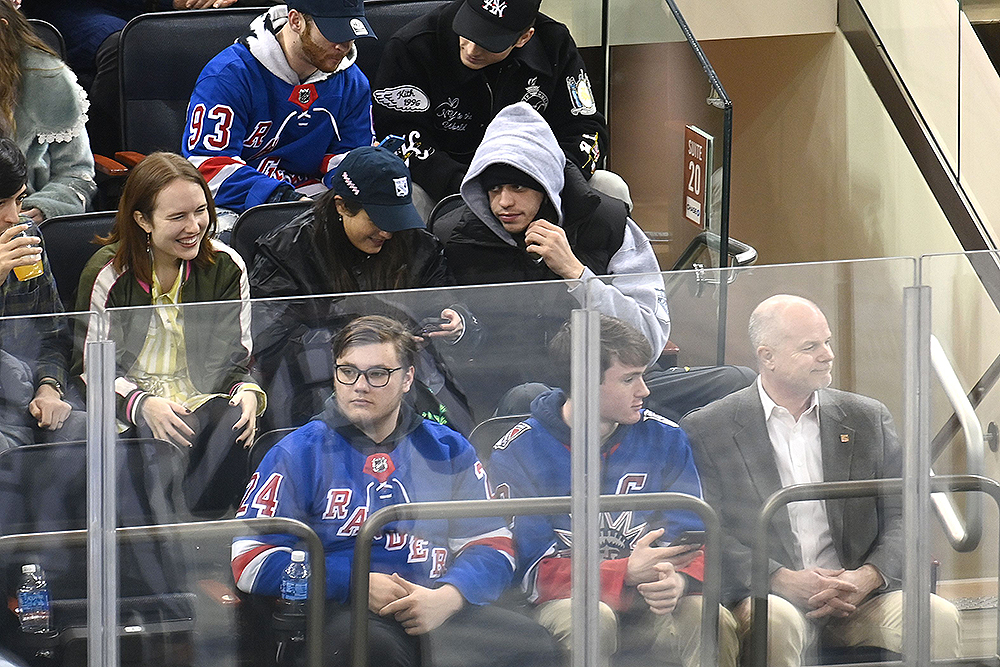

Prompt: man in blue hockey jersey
xmin=232 ymin=315 xmax=559 ymax=667
xmin=488 ymin=315 xmax=738 ymax=667
xmin=184 ymin=0 xmax=377 ymax=229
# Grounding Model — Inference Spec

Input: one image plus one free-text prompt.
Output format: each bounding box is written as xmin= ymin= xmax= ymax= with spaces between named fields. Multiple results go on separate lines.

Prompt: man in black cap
xmin=183 ymin=0 xmax=378 ymax=229
xmin=372 ymin=0 xmax=613 ymax=215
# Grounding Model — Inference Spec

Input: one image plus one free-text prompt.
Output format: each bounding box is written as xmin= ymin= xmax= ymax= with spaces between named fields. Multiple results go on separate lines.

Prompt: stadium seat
xmin=230 ymin=201 xmax=312 ymax=268
xmin=247 ymin=428 xmax=295 ymax=476
xmin=118 ymin=8 xmax=260 ymax=156
xmin=27 ymin=19 xmax=64 ymax=59
xmin=468 ymin=414 xmax=530 ymax=460
xmin=39 ymin=211 xmax=116 ymax=311
xmin=426 ymin=192 xmax=465 ymax=241
xmin=355 ymin=0 xmax=451 ymax=82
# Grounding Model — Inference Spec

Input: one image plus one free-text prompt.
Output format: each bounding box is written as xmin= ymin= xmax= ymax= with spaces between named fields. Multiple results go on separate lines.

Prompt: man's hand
xmin=378 ymin=575 xmax=464 ymax=635
xmin=625 ymin=528 xmax=700 ymax=585
xmin=0 ymin=223 xmax=41 ymax=283
xmin=369 ymin=572 xmax=408 ymax=614
xmin=140 ymin=396 xmax=195 ymax=447
xmin=820 ymin=565 xmax=882 ymax=611
xmin=230 ymin=388 xmax=258 ymax=448
xmin=524 ymin=219 xmax=586 ymax=280
xmin=28 ymin=383 xmax=72 ymax=430
xmin=423 ymin=308 xmax=465 ymax=343
xmin=636 ymin=561 xmax=687 ymax=615
xmin=770 ymin=567 xmax=859 ymax=618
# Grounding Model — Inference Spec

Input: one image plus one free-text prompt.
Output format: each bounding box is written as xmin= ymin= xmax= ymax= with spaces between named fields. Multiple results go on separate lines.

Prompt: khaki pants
xmin=536 ymin=595 xmax=740 ymax=667
xmin=732 ymin=592 xmax=961 ymax=667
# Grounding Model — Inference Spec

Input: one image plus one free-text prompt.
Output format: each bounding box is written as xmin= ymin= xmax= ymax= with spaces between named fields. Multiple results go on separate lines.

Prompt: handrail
xmin=748 ymin=475 xmax=1000 ymax=667
xmin=929 ymin=335 xmax=984 ymax=551
xmin=669 ymin=231 xmax=758 ymax=272
xmin=0 ymin=518 xmax=326 ymax=667
xmin=350 ymin=493 xmax=722 ymax=667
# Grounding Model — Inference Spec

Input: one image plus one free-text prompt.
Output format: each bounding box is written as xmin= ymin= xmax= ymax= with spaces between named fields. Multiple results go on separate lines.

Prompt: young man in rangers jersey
xmin=232 ymin=315 xmax=559 ymax=667
xmin=488 ymin=316 xmax=739 ymax=667
xmin=183 ymin=0 xmax=376 ymax=225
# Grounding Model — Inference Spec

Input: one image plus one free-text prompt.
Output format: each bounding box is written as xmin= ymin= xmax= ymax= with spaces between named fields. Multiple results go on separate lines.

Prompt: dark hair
xmin=0 ymin=0 xmax=58 ymax=135
xmin=100 ymin=152 xmax=217 ymax=286
xmin=312 ymin=190 xmax=413 ymax=292
xmin=549 ymin=315 xmax=652 ymax=391
xmin=0 ymin=136 xmax=26 ymax=198
xmin=333 ymin=315 xmax=416 ymax=368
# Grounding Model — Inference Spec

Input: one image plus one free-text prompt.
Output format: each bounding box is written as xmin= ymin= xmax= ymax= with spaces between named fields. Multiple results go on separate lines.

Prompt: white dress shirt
xmin=757 ymin=378 xmax=842 ymax=570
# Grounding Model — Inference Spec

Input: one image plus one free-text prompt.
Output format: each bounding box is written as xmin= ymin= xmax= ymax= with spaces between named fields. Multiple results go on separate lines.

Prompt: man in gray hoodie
xmin=438 ymin=102 xmax=669 ymax=413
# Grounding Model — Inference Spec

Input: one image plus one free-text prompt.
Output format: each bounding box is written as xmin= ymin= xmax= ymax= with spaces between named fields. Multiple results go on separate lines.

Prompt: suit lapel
xmin=819 ymin=390 xmax=854 ymax=558
xmin=734 ymin=388 xmax=800 ymax=568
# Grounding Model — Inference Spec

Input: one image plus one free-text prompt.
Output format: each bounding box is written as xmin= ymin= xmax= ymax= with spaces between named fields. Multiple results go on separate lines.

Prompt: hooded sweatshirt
xmin=447 ymin=102 xmax=670 ymax=360
xmin=184 ymin=5 xmax=375 ymax=212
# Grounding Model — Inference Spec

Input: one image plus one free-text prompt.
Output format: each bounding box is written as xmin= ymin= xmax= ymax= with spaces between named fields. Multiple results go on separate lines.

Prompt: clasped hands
xmin=369 ymin=572 xmax=464 ymax=635
xmin=770 ymin=563 xmax=882 ymax=619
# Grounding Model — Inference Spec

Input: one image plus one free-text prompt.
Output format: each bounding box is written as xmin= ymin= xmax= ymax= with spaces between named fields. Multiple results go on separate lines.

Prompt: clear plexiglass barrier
xmin=8 ymin=255 xmax=1000 ymax=666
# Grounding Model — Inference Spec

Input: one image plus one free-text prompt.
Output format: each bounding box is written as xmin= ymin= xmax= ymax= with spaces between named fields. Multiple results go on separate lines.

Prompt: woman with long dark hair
xmin=75 ymin=152 xmax=264 ymax=514
xmin=0 ymin=0 xmax=95 ymax=221
xmin=250 ymin=145 xmax=473 ymax=433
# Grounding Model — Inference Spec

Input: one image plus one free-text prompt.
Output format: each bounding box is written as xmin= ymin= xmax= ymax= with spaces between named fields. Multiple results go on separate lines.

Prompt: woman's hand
xmin=141 ymin=396 xmax=195 ymax=447
xmin=231 ymin=388 xmax=258 ymax=448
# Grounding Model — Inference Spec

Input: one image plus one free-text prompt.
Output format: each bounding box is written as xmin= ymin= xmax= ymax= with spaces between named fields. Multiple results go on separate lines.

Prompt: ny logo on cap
xmin=482 ymin=0 xmax=507 ymax=18
xmin=393 ymin=176 xmax=409 ymax=197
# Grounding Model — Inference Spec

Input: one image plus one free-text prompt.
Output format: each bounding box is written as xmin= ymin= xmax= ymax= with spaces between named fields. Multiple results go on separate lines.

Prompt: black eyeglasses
xmin=335 ymin=365 xmax=403 ymax=388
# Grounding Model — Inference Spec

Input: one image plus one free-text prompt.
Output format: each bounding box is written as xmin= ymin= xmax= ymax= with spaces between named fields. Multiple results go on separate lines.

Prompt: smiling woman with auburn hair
xmin=73 ymin=152 xmax=265 ymax=516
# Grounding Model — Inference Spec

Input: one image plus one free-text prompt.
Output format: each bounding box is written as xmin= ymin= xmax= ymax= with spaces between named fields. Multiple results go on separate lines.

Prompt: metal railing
xmin=350 ymin=493 xmax=722 ymax=667
xmin=747 ymin=475 xmax=1000 ymax=667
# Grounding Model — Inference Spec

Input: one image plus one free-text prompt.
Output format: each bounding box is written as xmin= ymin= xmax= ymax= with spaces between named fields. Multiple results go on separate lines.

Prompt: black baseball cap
xmin=331 ymin=147 xmax=425 ymax=233
xmin=286 ymin=0 xmax=376 ymax=43
xmin=453 ymin=0 xmax=540 ymax=54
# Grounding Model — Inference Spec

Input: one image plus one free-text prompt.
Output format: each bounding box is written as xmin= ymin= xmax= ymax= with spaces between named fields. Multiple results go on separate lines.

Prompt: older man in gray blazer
xmin=681 ymin=295 xmax=960 ymax=666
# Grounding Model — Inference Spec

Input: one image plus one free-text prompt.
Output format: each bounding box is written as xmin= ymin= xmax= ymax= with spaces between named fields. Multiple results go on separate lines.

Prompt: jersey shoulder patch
xmin=493 ymin=422 xmax=531 ymax=450
xmin=641 ymin=410 xmax=679 ymax=428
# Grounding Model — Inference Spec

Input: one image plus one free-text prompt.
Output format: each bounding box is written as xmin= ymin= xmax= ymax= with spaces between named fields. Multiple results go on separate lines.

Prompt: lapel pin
xmin=841 ymin=434 xmax=850 ymax=443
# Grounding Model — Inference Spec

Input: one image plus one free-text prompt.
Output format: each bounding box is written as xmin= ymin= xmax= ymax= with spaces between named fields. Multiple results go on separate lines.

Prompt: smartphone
xmin=667 ymin=530 xmax=706 ymax=548
xmin=415 ymin=316 xmax=450 ymax=336
xmin=378 ymin=134 xmax=406 ymax=155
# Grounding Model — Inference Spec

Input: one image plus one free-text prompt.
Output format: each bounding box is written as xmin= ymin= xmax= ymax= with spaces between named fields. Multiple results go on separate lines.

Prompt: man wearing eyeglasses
xmin=232 ymin=315 xmax=559 ymax=667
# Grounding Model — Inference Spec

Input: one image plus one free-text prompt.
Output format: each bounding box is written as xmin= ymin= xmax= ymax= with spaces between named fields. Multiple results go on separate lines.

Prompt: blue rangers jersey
xmin=488 ymin=389 xmax=704 ymax=609
xmin=184 ymin=6 xmax=375 ymax=212
xmin=232 ymin=400 xmax=514 ymax=605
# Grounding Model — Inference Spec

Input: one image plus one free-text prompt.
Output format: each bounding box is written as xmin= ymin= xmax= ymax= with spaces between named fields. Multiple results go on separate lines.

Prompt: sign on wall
xmin=684 ymin=125 xmax=713 ymax=229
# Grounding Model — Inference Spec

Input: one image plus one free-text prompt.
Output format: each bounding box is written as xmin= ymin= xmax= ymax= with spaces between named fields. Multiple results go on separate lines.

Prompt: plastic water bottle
xmin=280 ymin=550 xmax=309 ymax=616
xmin=17 ymin=564 xmax=51 ymax=633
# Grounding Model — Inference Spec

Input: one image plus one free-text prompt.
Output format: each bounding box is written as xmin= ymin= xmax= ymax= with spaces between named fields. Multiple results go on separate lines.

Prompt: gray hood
xmin=460 ymin=102 xmax=566 ymax=245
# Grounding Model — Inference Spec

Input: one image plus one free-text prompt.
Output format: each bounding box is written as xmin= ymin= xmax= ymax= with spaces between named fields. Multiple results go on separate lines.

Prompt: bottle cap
xmin=291 ymin=550 xmax=305 ymax=563
xmin=21 ymin=564 xmax=36 ymax=574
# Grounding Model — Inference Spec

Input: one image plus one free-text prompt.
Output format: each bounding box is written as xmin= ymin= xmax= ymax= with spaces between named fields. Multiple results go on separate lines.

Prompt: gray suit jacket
xmin=680 ymin=384 xmax=902 ymax=605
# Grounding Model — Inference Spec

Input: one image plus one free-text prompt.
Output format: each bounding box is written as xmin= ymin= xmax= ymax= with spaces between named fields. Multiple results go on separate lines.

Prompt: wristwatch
xmin=38 ymin=377 xmax=64 ymax=398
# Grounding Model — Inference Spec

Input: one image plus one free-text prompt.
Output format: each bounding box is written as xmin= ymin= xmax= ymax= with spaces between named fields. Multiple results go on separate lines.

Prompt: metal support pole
xmin=904 ymin=285 xmax=932 ymax=667
xmin=86 ymin=339 xmax=117 ymax=667
xmin=570 ymin=309 xmax=601 ymax=667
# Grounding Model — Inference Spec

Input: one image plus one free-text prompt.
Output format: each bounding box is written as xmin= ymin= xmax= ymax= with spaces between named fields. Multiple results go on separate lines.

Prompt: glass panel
xmin=608 ymin=0 xmax=731 ymax=272
xmin=587 ymin=257 xmax=924 ymax=666
xmin=920 ymin=250 xmax=1000 ymax=662
xmin=0 ymin=310 xmax=96 ymax=664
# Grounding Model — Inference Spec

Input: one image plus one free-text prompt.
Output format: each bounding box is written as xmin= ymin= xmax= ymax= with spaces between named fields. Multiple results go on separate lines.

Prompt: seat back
xmin=468 ymin=414 xmax=530 ymax=460
xmin=248 ymin=428 xmax=296 ymax=475
xmin=119 ymin=7 xmax=261 ymax=154
xmin=355 ymin=0 xmax=452 ymax=83
xmin=426 ymin=192 xmax=465 ymax=240
xmin=39 ymin=211 xmax=117 ymax=310
xmin=27 ymin=19 xmax=65 ymax=59
xmin=231 ymin=201 xmax=312 ymax=267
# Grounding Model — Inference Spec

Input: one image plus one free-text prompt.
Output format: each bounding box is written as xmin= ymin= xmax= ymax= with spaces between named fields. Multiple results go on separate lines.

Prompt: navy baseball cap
xmin=331 ymin=147 xmax=425 ymax=233
xmin=287 ymin=0 xmax=376 ymax=43
xmin=453 ymin=0 xmax=540 ymax=53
